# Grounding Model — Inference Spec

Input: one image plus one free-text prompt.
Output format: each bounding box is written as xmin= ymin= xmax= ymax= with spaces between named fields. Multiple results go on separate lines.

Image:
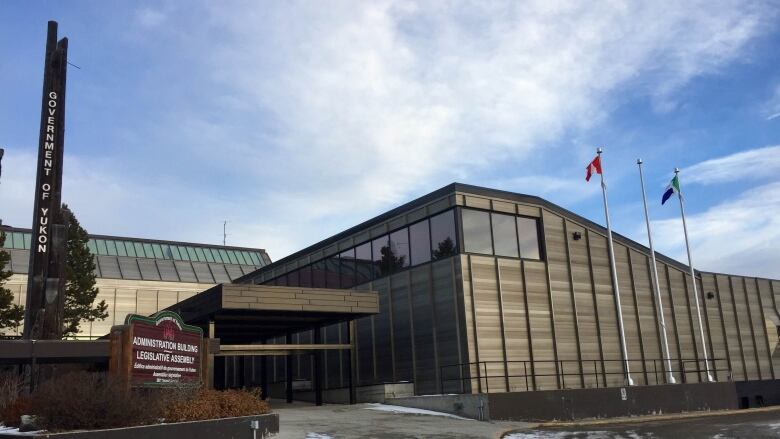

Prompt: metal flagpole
xmin=637 ymin=159 xmax=676 ymax=384
xmin=674 ymin=168 xmax=714 ymax=382
xmin=597 ymin=148 xmax=634 ymax=386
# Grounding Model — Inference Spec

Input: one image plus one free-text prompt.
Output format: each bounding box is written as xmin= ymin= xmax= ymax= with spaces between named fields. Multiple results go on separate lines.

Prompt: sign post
xmin=110 ymin=311 xmax=204 ymax=388
xmin=24 ymin=21 xmax=69 ymax=340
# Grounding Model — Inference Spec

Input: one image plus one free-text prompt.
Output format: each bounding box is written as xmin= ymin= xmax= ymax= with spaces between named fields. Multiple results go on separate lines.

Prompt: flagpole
xmin=674 ymin=168 xmax=714 ymax=382
xmin=597 ymin=148 xmax=634 ymax=386
xmin=637 ymin=159 xmax=676 ymax=384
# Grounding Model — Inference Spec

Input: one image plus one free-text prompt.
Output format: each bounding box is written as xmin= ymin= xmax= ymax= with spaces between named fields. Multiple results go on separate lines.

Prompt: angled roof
xmin=1 ymin=225 xmax=271 ymax=284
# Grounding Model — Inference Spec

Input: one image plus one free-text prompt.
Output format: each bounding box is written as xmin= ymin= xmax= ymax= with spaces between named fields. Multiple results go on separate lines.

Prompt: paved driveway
xmin=269 ymin=401 xmax=530 ymax=438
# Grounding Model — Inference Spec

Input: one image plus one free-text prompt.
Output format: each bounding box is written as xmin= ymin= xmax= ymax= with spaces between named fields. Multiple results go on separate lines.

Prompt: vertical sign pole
xmin=637 ymin=159 xmax=676 ymax=384
xmin=675 ymin=168 xmax=714 ymax=382
xmin=24 ymin=21 xmax=68 ymax=340
xmin=598 ymin=148 xmax=634 ymax=386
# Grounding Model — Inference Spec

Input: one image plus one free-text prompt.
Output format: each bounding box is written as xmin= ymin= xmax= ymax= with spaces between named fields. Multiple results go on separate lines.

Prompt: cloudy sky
xmin=1 ymin=1 xmax=779 ymax=278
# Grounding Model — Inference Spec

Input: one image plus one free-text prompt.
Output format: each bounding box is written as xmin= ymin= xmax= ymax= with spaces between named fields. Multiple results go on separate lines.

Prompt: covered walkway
xmin=167 ymin=283 xmax=378 ymax=405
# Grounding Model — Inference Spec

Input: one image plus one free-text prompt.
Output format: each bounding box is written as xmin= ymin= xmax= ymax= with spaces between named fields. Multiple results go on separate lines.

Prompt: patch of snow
xmin=305 ymin=433 xmax=334 ymax=439
xmin=363 ymin=403 xmax=473 ymax=420
xmin=0 ymin=426 xmax=45 ymax=436
xmin=504 ymin=431 xmax=656 ymax=439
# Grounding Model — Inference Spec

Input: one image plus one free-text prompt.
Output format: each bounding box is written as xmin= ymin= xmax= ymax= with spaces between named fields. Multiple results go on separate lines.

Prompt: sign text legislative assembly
xmin=114 ymin=311 xmax=204 ymax=388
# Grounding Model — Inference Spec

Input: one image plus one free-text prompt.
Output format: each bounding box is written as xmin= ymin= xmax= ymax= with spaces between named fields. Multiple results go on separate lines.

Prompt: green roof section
xmin=1 ymin=227 xmax=269 ymax=267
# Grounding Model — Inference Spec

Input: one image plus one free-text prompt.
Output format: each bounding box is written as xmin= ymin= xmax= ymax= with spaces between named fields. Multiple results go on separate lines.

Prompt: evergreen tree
xmin=0 ymin=232 xmax=24 ymax=333
xmin=61 ymin=205 xmax=108 ymax=337
xmin=432 ymin=237 xmax=456 ymax=260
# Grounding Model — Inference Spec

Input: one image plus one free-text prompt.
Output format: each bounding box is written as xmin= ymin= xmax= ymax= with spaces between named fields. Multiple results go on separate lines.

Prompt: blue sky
xmin=1 ymin=1 xmax=779 ymax=278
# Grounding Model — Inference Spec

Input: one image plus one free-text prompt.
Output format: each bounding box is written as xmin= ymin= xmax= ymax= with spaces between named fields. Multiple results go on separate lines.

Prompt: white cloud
xmin=682 ymin=145 xmax=780 ymax=185
xmin=136 ymin=8 xmax=166 ymax=28
xmin=652 ymin=181 xmax=780 ymax=279
xmin=181 ymin=0 xmax=773 ymax=251
xmin=766 ymin=84 xmax=780 ymax=120
xmin=5 ymin=1 xmax=778 ymax=262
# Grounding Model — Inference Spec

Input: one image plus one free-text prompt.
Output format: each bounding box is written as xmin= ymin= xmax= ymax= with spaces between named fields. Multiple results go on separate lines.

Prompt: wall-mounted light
xmin=706 ymin=291 xmax=715 ymax=300
xmin=572 ymin=231 xmax=582 ymax=241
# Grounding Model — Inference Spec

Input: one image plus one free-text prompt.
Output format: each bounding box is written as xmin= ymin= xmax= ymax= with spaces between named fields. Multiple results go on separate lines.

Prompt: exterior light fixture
xmin=572 ymin=231 xmax=582 ymax=241
xmin=706 ymin=292 xmax=715 ymax=300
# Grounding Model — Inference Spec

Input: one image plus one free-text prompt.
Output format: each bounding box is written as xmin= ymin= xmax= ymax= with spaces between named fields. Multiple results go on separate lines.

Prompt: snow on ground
xmin=504 ymin=431 xmax=655 ymax=439
xmin=305 ymin=433 xmax=334 ymax=439
xmin=0 ymin=426 xmax=44 ymax=436
xmin=363 ymin=403 xmax=473 ymax=420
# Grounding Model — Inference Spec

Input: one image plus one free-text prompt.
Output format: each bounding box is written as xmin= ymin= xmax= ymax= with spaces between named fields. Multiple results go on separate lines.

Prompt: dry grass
xmin=164 ymin=387 xmax=271 ymax=422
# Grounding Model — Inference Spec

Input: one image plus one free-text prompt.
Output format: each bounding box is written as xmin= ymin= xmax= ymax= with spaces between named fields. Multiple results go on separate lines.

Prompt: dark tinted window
xmin=462 ymin=209 xmax=493 ymax=254
xmin=430 ymin=210 xmax=457 ymax=260
xmin=287 ymin=269 xmax=300 ymax=287
xmin=372 ymin=235 xmax=389 ymax=277
xmin=312 ymin=259 xmax=327 ymax=287
xmin=389 ymin=228 xmax=410 ymax=273
xmin=517 ymin=217 xmax=541 ymax=260
xmin=339 ymin=249 xmax=356 ymax=289
xmin=354 ymin=242 xmax=372 ymax=285
xmin=299 ymin=265 xmax=312 ymax=287
xmin=492 ymin=213 xmax=519 ymax=257
xmin=326 ymin=255 xmax=340 ymax=288
xmin=409 ymin=220 xmax=431 ymax=266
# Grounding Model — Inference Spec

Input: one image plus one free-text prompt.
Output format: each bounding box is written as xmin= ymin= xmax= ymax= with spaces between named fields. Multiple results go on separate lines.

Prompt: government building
xmin=233 ymin=183 xmax=780 ymax=397
xmin=3 ymin=183 xmax=779 ymax=404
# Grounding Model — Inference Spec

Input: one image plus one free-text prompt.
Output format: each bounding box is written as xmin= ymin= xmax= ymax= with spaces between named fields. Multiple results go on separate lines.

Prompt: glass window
xmin=14 ymin=232 xmax=26 ymax=248
xmin=354 ymin=242 xmax=372 ymax=285
xmin=430 ymin=210 xmax=458 ymax=260
xmin=168 ymin=245 xmax=181 ymax=260
xmin=409 ymin=220 xmax=431 ymax=266
xmin=116 ymin=241 xmax=128 ymax=257
xmin=517 ymin=217 xmax=541 ymax=260
xmin=186 ymin=247 xmax=199 ymax=262
xmin=312 ymin=260 xmax=326 ymax=287
xmin=218 ymin=249 xmax=230 ymax=264
xmin=143 ymin=243 xmax=155 ymax=259
xmin=287 ymin=269 xmax=300 ymax=287
xmin=96 ymin=239 xmax=109 ymax=255
xmin=23 ymin=233 xmax=31 ymax=249
xmin=242 ymin=251 xmax=255 ymax=265
xmin=492 ymin=213 xmax=519 ymax=257
xmin=389 ymin=228 xmax=410 ymax=272
xmin=125 ymin=242 xmax=138 ymax=257
xmin=194 ymin=247 xmax=207 ymax=262
xmin=152 ymin=244 xmax=164 ymax=259
xmin=203 ymin=248 xmax=216 ymax=263
xmin=87 ymin=239 xmax=98 ymax=255
xmin=462 ymin=209 xmax=493 ymax=255
xmin=372 ymin=235 xmax=389 ymax=277
xmin=249 ymin=253 xmax=262 ymax=266
xmin=237 ymin=251 xmax=250 ymax=265
xmin=161 ymin=244 xmax=173 ymax=260
xmin=106 ymin=240 xmax=119 ymax=256
xmin=326 ymin=255 xmax=340 ymax=288
xmin=299 ymin=265 xmax=312 ymax=287
xmin=339 ymin=248 xmax=356 ymax=289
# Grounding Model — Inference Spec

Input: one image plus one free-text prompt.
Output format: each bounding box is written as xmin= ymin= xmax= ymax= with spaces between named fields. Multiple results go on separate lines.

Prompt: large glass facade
xmin=263 ymin=208 xmax=459 ymax=288
xmin=462 ymin=209 xmax=493 ymax=254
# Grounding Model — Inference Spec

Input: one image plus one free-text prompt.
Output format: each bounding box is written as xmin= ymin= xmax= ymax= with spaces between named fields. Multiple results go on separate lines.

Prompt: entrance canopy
xmin=166 ymin=284 xmax=378 ymax=344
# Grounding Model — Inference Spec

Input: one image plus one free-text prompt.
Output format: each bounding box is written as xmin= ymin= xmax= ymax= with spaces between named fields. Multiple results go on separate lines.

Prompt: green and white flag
xmin=661 ymin=175 xmax=680 ymax=205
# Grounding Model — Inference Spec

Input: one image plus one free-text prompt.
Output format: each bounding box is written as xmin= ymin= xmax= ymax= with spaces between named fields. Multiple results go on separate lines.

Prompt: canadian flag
xmin=585 ymin=155 xmax=602 ymax=182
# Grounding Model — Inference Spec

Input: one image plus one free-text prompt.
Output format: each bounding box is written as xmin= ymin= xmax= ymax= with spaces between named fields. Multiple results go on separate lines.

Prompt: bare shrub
xmin=164 ymin=387 xmax=270 ymax=422
xmin=29 ymin=372 xmax=159 ymax=431
xmin=0 ymin=370 xmax=24 ymax=416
